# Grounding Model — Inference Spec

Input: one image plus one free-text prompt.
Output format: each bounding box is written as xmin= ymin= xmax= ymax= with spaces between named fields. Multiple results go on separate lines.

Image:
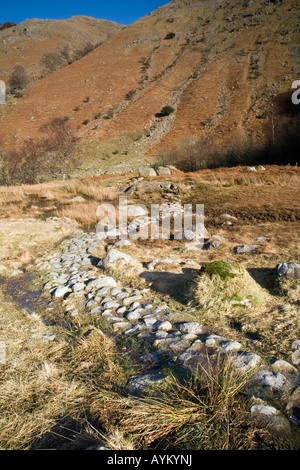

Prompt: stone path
xmin=36 ymin=229 xmax=300 ymax=433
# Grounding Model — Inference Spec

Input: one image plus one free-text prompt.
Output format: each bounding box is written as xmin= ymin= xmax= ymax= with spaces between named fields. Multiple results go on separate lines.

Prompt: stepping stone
xmin=125 ymin=310 xmax=142 ymax=321
xmin=177 ymin=322 xmax=203 ymax=335
xmin=103 ymin=302 xmax=120 ymax=309
xmin=87 ymin=277 xmax=117 ymax=289
xmin=154 ymin=320 xmax=173 ymax=331
xmin=42 ymin=333 xmax=56 ymax=341
xmin=234 ymin=245 xmax=260 ymax=254
xmin=113 ymin=322 xmax=131 ymax=332
xmin=230 ymin=351 xmax=261 ymax=372
xmin=53 ymin=286 xmax=71 ymax=298
xmin=123 ymin=295 xmax=142 ymax=306
xmin=221 ymin=341 xmax=242 ymax=352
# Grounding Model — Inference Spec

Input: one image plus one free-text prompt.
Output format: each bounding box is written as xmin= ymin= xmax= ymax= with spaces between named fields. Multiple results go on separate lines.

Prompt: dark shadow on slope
xmin=30 ymin=415 xmax=104 ymax=450
xmin=140 ymin=268 xmax=199 ymax=304
xmin=247 ymin=267 xmax=278 ymax=295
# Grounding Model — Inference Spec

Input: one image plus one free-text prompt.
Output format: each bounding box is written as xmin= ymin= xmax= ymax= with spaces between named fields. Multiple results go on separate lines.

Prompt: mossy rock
xmin=204 ymin=260 xmax=242 ymax=279
xmin=191 ymin=261 xmax=268 ymax=312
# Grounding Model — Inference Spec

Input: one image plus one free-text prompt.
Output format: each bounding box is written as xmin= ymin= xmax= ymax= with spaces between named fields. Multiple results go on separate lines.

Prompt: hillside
xmin=0 ymin=16 xmax=124 ymax=88
xmin=0 ymin=0 xmax=299 ymax=169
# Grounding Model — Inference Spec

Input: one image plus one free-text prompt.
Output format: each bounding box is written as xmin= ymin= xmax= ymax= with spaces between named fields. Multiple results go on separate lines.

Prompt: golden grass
xmin=0 ymin=290 xmax=84 ymax=449
xmin=0 ymin=178 xmax=117 ymax=229
xmin=0 ymin=289 xmax=133 ymax=450
xmin=191 ymin=261 xmax=268 ymax=312
xmin=0 ymin=219 xmax=73 ymax=273
xmin=91 ymin=356 xmax=257 ymax=450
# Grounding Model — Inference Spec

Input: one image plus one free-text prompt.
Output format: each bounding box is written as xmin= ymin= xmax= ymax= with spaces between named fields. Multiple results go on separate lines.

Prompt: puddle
xmin=0 ymin=274 xmax=48 ymax=314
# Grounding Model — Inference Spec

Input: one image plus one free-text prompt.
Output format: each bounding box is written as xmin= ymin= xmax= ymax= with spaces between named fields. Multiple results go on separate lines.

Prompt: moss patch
xmin=204 ymin=261 xmax=242 ymax=279
xmin=191 ymin=261 xmax=268 ymax=312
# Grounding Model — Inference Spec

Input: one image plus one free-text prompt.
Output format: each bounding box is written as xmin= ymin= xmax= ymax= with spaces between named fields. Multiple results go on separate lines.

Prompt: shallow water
xmin=0 ymin=274 xmax=47 ymax=314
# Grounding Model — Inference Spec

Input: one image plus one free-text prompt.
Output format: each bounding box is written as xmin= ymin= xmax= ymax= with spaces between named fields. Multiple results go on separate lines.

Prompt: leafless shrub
xmin=41 ymin=51 xmax=66 ymax=74
xmin=161 ymin=113 xmax=300 ymax=172
xmin=0 ymin=117 xmax=81 ymax=185
xmin=8 ymin=66 xmax=29 ymax=93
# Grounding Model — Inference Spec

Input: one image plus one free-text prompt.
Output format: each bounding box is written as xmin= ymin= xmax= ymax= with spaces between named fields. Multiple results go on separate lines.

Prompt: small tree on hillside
xmin=0 ymin=117 xmax=81 ymax=185
xmin=9 ymin=66 xmax=29 ymax=93
xmin=39 ymin=117 xmax=80 ymax=178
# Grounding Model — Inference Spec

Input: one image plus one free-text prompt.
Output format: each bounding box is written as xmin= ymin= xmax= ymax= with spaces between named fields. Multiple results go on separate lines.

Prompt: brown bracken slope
xmin=0 ymin=16 xmax=124 ymax=85
xmin=0 ymin=0 xmax=299 ymax=157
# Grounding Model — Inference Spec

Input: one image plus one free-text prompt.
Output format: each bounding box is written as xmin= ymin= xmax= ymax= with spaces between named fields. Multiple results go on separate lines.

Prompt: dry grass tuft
xmin=0 ymin=178 xmax=117 ymax=229
xmin=191 ymin=261 xmax=268 ymax=313
xmin=92 ymin=356 xmax=255 ymax=450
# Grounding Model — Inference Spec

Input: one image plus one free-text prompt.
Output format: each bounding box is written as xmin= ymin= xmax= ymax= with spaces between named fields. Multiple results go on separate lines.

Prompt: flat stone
xmin=147 ymin=258 xmax=182 ymax=271
xmin=222 ymin=213 xmax=238 ymax=221
xmin=232 ymin=351 xmax=261 ymax=372
xmin=275 ymin=263 xmax=300 ymax=280
xmin=155 ymin=331 xmax=169 ymax=339
xmin=113 ymin=322 xmax=131 ymax=332
xmin=138 ymin=167 xmax=157 ymax=177
xmin=87 ymin=277 xmax=117 ymax=289
xmin=103 ymin=302 xmax=120 ymax=309
xmin=106 ymin=316 xmax=126 ymax=323
xmin=123 ymin=295 xmax=142 ymax=306
xmin=250 ymin=403 xmax=291 ymax=433
xmin=98 ymin=249 xmax=134 ymax=269
xmin=89 ymin=307 xmax=102 ymax=315
xmin=72 ymin=282 xmax=86 ymax=292
xmin=186 ymin=340 xmax=204 ymax=354
xmin=125 ymin=310 xmax=142 ymax=321
xmin=272 ymin=359 xmax=298 ymax=374
xmin=124 ymin=325 xmax=142 ymax=335
xmin=221 ymin=341 xmax=242 ymax=352
xmin=128 ymin=302 xmax=141 ymax=311
xmin=152 ymin=305 xmax=169 ymax=314
xmin=154 ymin=320 xmax=173 ymax=331
xmin=291 ymin=350 xmax=300 ymax=366
xmin=177 ymin=322 xmax=203 ymax=335
xmin=182 ymin=333 xmax=198 ymax=341
xmin=156 ymin=166 xmax=171 ymax=176
xmin=53 ymin=286 xmax=71 ymax=298
xmin=292 ymin=340 xmax=300 ymax=350
xmin=42 ymin=333 xmax=56 ymax=341
xmin=250 ymin=403 xmax=278 ymax=416
xmin=116 ymin=292 xmax=130 ymax=300
xmin=116 ymin=306 xmax=127 ymax=314
xmin=167 ymin=339 xmax=191 ymax=355
xmin=204 ymin=235 xmax=225 ymax=250
xmin=127 ymin=204 xmax=148 ymax=217
xmin=101 ymin=309 xmax=112 ymax=316
xmin=142 ymin=316 xmax=157 ymax=327
xmin=110 ymin=288 xmax=122 ymax=296
xmin=248 ymin=369 xmax=290 ymax=399
xmin=234 ymin=245 xmax=260 ymax=254
xmin=127 ymin=372 xmax=169 ymax=396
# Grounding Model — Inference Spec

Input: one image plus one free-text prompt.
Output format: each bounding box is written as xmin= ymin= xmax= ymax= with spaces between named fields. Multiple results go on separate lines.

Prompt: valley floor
xmin=0 ymin=165 xmax=299 ymax=450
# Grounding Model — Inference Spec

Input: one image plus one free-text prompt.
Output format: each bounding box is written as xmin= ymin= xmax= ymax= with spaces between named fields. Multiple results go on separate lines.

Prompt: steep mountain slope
xmin=0 ymin=16 xmax=124 ymax=85
xmin=0 ymin=0 xmax=299 ymax=162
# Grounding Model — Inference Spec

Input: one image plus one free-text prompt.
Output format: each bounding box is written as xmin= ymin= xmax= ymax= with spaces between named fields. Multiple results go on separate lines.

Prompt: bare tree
xmin=9 ymin=66 xmax=29 ymax=93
